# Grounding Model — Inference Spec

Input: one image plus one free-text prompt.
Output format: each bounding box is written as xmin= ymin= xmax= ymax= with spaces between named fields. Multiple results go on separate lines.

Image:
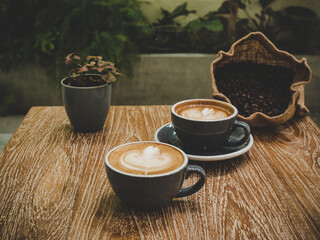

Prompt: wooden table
xmin=0 ymin=106 xmax=319 ymax=239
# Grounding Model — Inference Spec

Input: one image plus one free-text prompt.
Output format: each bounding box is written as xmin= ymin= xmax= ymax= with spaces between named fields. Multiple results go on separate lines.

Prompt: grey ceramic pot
xmin=61 ymin=75 xmax=112 ymax=132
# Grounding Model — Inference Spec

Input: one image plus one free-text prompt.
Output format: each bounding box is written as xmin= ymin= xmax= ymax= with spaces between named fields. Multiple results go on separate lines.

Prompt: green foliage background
xmin=0 ymin=0 xmax=149 ymax=77
xmin=1 ymin=0 xmax=319 ymax=77
xmin=0 ymin=0 xmax=319 ymax=116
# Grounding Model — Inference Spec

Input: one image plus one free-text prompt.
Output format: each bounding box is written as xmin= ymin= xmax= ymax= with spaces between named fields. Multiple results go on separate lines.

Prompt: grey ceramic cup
xmin=61 ymin=76 xmax=111 ymax=133
xmin=171 ymin=99 xmax=251 ymax=151
xmin=105 ymin=141 xmax=206 ymax=209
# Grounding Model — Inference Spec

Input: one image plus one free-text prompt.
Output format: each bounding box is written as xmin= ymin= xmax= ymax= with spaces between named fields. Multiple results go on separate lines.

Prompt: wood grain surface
xmin=0 ymin=106 xmax=319 ymax=239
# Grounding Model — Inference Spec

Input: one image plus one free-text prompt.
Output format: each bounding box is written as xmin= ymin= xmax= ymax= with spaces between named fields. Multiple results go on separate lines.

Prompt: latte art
xmin=179 ymin=106 xmax=230 ymax=120
xmin=120 ymin=146 xmax=173 ymax=175
xmin=108 ymin=143 xmax=184 ymax=175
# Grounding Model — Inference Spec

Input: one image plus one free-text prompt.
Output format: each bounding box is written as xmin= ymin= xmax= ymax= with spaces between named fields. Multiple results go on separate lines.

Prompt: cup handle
xmin=175 ymin=165 xmax=206 ymax=198
xmin=225 ymin=120 xmax=251 ymax=147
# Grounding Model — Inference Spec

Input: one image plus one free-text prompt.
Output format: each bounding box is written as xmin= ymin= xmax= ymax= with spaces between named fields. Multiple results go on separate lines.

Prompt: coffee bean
xmin=215 ymin=62 xmax=294 ymax=117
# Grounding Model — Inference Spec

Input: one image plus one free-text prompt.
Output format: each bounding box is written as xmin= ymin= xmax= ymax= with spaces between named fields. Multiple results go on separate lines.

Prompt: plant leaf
xmin=185 ymin=19 xmax=200 ymax=32
xmin=203 ymin=19 xmax=223 ymax=32
xmin=78 ymin=66 xmax=88 ymax=73
xmin=86 ymin=56 xmax=102 ymax=62
xmin=259 ymin=0 xmax=275 ymax=9
xmin=102 ymin=71 xmax=117 ymax=83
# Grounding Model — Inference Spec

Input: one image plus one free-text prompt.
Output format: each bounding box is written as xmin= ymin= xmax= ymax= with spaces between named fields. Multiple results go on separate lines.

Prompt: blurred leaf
xmin=255 ymin=13 xmax=262 ymax=20
xmin=265 ymin=7 xmax=274 ymax=16
xmin=116 ymin=34 xmax=127 ymax=43
xmin=185 ymin=19 xmax=200 ymax=32
xmin=237 ymin=18 xmax=250 ymax=26
xmin=156 ymin=2 xmax=196 ymax=25
xmin=34 ymin=32 xmax=56 ymax=54
xmin=284 ymin=6 xmax=317 ymax=20
xmin=92 ymin=1 xmax=110 ymax=7
xmin=169 ymin=2 xmax=196 ymax=19
xmin=159 ymin=35 xmax=170 ymax=45
xmin=203 ymin=19 xmax=223 ymax=32
xmin=259 ymin=0 xmax=274 ymax=9
xmin=237 ymin=0 xmax=246 ymax=9
xmin=216 ymin=1 xmax=230 ymax=14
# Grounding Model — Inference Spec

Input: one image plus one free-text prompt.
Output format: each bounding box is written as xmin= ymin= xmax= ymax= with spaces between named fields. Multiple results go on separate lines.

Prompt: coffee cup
xmin=171 ymin=99 xmax=251 ymax=151
xmin=105 ymin=141 xmax=206 ymax=209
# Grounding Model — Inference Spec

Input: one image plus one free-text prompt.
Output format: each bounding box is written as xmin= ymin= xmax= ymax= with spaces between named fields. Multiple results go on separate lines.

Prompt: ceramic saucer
xmin=154 ymin=123 xmax=253 ymax=161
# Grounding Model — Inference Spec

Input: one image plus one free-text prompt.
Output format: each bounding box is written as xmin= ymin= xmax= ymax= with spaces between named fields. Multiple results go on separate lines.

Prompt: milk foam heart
xmin=108 ymin=142 xmax=184 ymax=175
xmin=120 ymin=146 xmax=172 ymax=175
xmin=179 ymin=106 xmax=229 ymax=120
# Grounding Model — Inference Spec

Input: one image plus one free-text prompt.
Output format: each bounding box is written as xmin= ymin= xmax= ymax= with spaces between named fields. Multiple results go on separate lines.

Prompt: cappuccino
xmin=177 ymin=105 xmax=230 ymax=120
xmin=176 ymin=101 xmax=233 ymax=121
xmin=108 ymin=142 xmax=184 ymax=175
xmin=171 ymin=99 xmax=250 ymax=151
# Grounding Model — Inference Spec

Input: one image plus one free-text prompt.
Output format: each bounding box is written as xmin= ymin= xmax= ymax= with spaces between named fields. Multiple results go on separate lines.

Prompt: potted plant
xmin=61 ymin=53 xmax=121 ymax=132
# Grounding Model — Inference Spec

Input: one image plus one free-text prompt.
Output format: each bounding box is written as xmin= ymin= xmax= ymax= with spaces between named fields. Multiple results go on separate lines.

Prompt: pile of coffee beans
xmin=214 ymin=62 xmax=295 ymax=117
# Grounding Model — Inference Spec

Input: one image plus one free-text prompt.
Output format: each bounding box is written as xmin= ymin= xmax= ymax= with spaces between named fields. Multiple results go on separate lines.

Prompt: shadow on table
xmin=47 ymin=123 xmax=75 ymax=144
xmin=96 ymin=191 xmax=199 ymax=216
xmin=189 ymin=154 xmax=249 ymax=177
xmin=94 ymin=192 xmax=200 ymax=238
xmin=47 ymin=123 xmax=102 ymax=146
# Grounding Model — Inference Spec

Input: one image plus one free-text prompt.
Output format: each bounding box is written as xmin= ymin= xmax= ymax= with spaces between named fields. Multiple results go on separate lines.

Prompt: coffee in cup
xmin=176 ymin=102 xmax=232 ymax=121
xmin=108 ymin=142 xmax=184 ymax=175
xmin=171 ymin=99 xmax=251 ymax=151
xmin=105 ymin=141 xmax=206 ymax=209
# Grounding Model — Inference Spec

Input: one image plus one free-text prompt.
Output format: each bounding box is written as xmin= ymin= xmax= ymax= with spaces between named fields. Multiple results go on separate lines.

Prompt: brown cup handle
xmin=175 ymin=165 xmax=206 ymax=198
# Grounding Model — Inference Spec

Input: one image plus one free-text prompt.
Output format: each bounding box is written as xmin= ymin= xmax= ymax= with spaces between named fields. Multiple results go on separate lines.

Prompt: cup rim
xmin=171 ymin=98 xmax=238 ymax=122
xmin=105 ymin=141 xmax=188 ymax=178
